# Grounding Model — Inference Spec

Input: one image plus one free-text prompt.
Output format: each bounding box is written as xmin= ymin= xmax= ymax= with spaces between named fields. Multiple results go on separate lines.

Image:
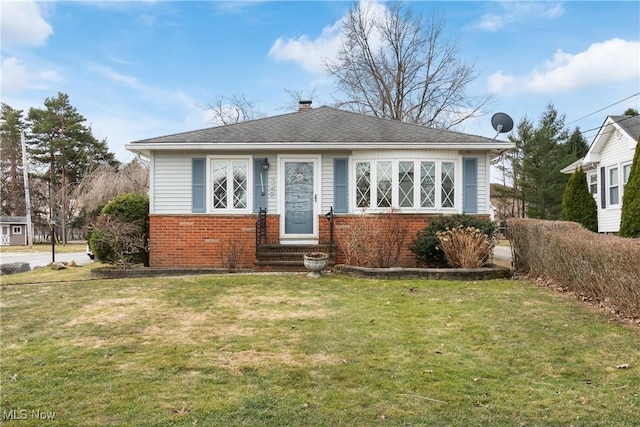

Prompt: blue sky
xmin=2 ymin=0 xmax=639 ymax=162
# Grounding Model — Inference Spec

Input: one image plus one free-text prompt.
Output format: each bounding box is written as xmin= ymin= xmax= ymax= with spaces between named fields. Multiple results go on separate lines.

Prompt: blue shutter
xmin=334 ymin=158 xmax=348 ymax=213
xmin=253 ymin=158 xmax=268 ymax=213
xmin=463 ymin=158 xmax=478 ymax=213
xmin=192 ymin=158 xmax=206 ymax=213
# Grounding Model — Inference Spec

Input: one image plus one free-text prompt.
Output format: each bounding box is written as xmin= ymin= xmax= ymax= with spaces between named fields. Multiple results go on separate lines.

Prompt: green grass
xmin=1 ymin=274 xmax=638 ymax=426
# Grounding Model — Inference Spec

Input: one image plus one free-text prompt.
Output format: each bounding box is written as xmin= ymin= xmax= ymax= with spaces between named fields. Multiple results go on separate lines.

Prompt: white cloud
xmin=0 ymin=56 xmax=62 ymax=93
xmin=268 ymin=21 xmax=343 ymax=73
xmin=268 ymin=0 xmax=390 ymax=74
xmin=0 ymin=0 xmax=53 ymax=47
xmin=88 ymin=65 xmax=147 ymax=92
xmin=488 ymin=39 xmax=640 ymax=95
xmin=476 ymin=2 xmax=564 ymax=32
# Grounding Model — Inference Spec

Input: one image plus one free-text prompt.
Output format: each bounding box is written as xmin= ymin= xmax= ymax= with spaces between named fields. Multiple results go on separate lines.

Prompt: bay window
xmin=441 ymin=162 xmax=455 ymax=208
xmin=354 ymin=159 xmax=457 ymax=210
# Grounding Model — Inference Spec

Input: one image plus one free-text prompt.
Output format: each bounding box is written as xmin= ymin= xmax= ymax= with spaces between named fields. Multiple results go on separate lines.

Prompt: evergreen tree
xmin=619 ymin=137 xmax=640 ymax=237
xmin=562 ymin=167 xmax=598 ymax=231
xmin=0 ymin=103 xmax=26 ymax=216
xmin=521 ymin=103 xmax=572 ymax=219
xmin=27 ymin=92 xmax=117 ymax=242
xmin=566 ymin=127 xmax=589 ymax=158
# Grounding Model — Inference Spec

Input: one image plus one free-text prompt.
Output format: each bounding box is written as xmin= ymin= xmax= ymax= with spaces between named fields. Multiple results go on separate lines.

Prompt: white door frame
xmin=278 ymin=155 xmax=321 ymax=243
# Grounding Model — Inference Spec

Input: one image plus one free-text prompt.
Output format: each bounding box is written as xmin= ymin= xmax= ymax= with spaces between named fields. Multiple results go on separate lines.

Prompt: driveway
xmin=0 ymin=251 xmax=93 ymax=270
xmin=493 ymin=245 xmax=512 ymax=260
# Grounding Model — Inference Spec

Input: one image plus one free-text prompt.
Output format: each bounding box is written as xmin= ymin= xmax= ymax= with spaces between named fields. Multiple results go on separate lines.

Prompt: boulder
xmin=51 ymin=262 xmax=68 ymax=270
xmin=0 ymin=262 xmax=31 ymax=275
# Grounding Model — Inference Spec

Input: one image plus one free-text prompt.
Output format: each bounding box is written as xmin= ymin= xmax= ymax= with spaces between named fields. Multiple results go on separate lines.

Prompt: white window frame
xmin=622 ymin=162 xmax=632 ymax=187
xmin=352 ymin=159 xmax=458 ymax=212
xmin=12 ymin=226 xmax=22 ymax=234
xmin=206 ymin=155 xmax=252 ymax=213
xmin=608 ymin=166 xmax=620 ymax=206
xmin=588 ymin=172 xmax=598 ymax=195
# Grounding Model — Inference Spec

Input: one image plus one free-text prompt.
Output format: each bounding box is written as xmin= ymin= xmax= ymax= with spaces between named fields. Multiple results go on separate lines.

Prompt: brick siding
xmin=150 ymin=213 xmax=488 ymax=269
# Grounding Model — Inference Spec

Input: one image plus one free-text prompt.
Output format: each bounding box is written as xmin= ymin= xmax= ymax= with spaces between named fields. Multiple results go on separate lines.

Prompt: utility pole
xmin=20 ymin=131 xmax=33 ymax=248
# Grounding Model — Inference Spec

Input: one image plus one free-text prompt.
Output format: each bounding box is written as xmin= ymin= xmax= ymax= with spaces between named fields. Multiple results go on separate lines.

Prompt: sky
xmin=2 ymin=0 xmax=639 ymax=163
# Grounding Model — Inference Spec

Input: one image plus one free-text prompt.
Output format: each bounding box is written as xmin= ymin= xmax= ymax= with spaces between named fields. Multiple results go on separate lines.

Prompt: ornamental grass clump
xmin=436 ymin=226 xmax=495 ymax=268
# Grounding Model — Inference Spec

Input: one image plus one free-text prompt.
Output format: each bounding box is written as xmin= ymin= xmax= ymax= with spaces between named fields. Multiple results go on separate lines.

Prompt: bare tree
xmin=325 ymin=1 xmax=491 ymax=129
xmin=72 ymin=159 xmax=149 ymax=215
xmin=207 ymin=94 xmax=266 ymax=125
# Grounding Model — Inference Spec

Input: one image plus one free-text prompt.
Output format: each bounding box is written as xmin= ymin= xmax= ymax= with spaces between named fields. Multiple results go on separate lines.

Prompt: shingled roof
xmin=610 ymin=115 xmax=640 ymax=141
xmin=129 ymin=106 xmax=506 ymax=146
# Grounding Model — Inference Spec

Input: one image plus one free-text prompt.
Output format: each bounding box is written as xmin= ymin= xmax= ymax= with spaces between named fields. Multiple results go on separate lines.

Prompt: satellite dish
xmin=491 ymin=112 xmax=514 ymax=138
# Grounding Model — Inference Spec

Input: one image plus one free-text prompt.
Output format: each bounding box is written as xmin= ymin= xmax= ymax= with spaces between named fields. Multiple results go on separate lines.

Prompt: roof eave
xmin=125 ymin=141 xmax=515 ymax=152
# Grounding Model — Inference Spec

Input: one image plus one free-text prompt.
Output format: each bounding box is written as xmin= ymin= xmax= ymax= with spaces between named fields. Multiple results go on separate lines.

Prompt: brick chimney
xmin=298 ymin=100 xmax=312 ymax=111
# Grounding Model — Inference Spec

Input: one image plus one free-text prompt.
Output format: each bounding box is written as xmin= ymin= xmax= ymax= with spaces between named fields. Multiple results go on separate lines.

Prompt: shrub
xmin=89 ymin=216 xmax=146 ymax=267
xmin=89 ymin=193 xmax=149 ymax=267
xmin=337 ymin=209 xmax=408 ymax=268
xmin=561 ymin=167 xmax=598 ymax=232
xmin=619 ymin=138 xmax=640 ymax=237
xmin=411 ymin=215 xmax=496 ymax=267
xmin=436 ymin=226 xmax=495 ymax=268
xmin=507 ymin=218 xmax=640 ymax=320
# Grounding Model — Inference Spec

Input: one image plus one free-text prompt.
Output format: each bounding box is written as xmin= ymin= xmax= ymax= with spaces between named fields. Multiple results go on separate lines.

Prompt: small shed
xmin=0 ymin=216 xmax=28 ymax=246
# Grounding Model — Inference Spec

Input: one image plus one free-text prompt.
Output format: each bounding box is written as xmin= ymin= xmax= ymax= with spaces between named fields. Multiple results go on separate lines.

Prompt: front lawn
xmin=1 ymin=274 xmax=638 ymax=426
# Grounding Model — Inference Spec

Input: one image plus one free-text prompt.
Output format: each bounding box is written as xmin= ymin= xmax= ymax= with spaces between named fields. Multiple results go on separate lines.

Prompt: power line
xmin=566 ymin=92 xmax=640 ymax=126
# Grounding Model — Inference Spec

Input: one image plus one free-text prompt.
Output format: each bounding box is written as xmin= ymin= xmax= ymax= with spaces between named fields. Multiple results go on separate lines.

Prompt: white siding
xmin=150 ymin=149 xmax=494 ymax=216
xmin=476 ymin=152 xmax=488 ymax=214
xmin=152 ymin=152 xmax=193 ymax=214
xmin=598 ymin=131 xmax=636 ymax=233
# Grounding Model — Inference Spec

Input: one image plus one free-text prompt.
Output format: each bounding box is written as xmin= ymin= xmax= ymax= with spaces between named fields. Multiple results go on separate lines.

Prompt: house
xmin=561 ymin=115 xmax=640 ymax=233
xmin=0 ymin=216 xmax=28 ymax=246
xmin=125 ymin=103 xmax=514 ymax=269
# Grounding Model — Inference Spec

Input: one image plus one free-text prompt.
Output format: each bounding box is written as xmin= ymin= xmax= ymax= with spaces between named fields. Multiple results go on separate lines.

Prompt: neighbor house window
xmin=588 ymin=172 xmax=597 ymax=195
xmin=623 ymin=163 xmax=631 ymax=187
xmin=354 ymin=159 xmax=456 ymax=210
xmin=12 ymin=226 xmax=22 ymax=234
xmin=609 ymin=167 xmax=619 ymax=205
xmin=210 ymin=157 xmax=249 ymax=211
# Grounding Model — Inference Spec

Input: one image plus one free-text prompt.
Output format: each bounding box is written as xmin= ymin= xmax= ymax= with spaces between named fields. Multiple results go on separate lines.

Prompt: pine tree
xmin=26 ymin=92 xmax=117 ymax=242
xmin=0 ymin=103 xmax=27 ymax=216
xmin=566 ymin=127 xmax=589 ymax=158
xmin=561 ymin=167 xmax=598 ymax=232
xmin=521 ymin=103 xmax=572 ymax=219
xmin=619 ymin=138 xmax=640 ymax=237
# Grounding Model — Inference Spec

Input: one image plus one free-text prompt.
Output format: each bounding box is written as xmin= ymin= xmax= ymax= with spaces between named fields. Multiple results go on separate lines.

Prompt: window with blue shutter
xmin=463 ymin=158 xmax=478 ymax=213
xmin=192 ymin=158 xmax=206 ymax=213
xmin=334 ymin=158 xmax=348 ymax=213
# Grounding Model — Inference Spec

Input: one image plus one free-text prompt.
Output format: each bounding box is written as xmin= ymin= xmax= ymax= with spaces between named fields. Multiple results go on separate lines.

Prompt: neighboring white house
xmin=561 ymin=115 xmax=640 ymax=233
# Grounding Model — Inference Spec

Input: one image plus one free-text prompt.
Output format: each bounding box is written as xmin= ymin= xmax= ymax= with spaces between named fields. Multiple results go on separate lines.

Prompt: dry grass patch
xmin=1 ymin=275 xmax=638 ymax=426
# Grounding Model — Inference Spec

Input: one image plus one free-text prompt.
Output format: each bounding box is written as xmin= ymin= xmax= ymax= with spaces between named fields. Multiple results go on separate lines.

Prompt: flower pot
xmin=303 ymin=252 xmax=329 ymax=278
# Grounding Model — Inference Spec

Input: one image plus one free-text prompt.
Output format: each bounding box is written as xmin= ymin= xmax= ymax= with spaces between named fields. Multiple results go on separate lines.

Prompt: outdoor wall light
xmin=262 ymin=158 xmax=270 ymax=171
